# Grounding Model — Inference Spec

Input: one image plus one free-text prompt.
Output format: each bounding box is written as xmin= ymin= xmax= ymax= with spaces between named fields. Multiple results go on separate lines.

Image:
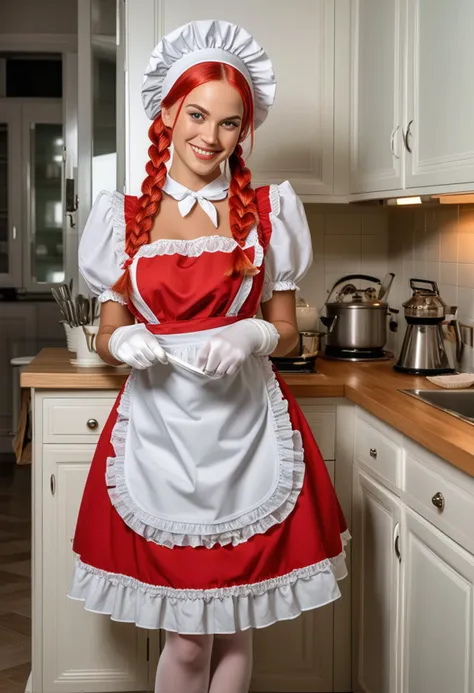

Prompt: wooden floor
xmin=0 ymin=459 xmax=31 ymax=693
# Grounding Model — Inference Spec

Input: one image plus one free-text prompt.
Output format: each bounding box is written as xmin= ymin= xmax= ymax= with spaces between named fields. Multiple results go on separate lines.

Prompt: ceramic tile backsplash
xmin=387 ymin=204 xmax=474 ymax=329
xmin=299 ymin=204 xmax=388 ymax=312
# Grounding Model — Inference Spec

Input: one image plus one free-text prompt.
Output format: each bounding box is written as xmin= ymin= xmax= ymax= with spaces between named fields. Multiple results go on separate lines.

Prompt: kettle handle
xmin=409 ymin=278 xmax=439 ymax=295
xmin=325 ymin=273 xmax=382 ymax=305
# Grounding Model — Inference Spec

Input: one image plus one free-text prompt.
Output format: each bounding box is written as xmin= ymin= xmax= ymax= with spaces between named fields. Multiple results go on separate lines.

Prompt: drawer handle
xmin=369 ymin=448 xmax=378 ymax=459
xmin=431 ymin=491 xmax=445 ymax=511
xmin=87 ymin=418 xmax=99 ymax=430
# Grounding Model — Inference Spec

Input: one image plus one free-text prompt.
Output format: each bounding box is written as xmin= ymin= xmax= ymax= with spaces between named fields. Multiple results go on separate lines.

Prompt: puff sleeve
xmin=261 ymin=181 xmax=313 ymax=303
xmin=78 ymin=190 xmax=128 ymax=305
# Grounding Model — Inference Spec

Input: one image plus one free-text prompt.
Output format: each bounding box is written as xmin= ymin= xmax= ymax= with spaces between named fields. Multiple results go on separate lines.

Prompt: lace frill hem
xmin=68 ymin=531 xmax=350 ymax=635
xmin=98 ymin=289 xmax=128 ymax=305
xmin=105 ymin=357 xmax=306 ymax=549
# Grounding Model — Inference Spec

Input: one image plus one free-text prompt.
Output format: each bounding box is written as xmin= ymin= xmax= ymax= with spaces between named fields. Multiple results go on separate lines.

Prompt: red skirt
xmin=68 ymin=372 xmax=349 ymax=634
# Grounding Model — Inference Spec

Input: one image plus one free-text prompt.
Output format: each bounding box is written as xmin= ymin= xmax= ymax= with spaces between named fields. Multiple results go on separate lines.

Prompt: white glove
xmin=108 ymin=324 xmax=168 ymax=370
xmin=196 ymin=318 xmax=279 ymax=377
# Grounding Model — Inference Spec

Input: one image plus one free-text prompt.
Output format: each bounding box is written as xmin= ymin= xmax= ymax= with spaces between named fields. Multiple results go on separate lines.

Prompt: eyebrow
xmin=186 ymin=103 xmax=242 ymax=120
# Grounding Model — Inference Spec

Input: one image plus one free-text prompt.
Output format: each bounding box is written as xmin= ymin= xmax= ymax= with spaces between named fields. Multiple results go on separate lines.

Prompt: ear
xmin=161 ymin=106 xmax=173 ymax=128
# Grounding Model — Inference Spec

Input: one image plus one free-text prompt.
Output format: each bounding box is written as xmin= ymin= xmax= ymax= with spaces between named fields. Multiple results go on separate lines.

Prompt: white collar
xmin=162 ymin=173 xmax=229 ymax=228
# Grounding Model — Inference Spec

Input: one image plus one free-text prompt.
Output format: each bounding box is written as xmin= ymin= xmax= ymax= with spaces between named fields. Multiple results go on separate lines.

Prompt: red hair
xmin=111 ymin=62 xmax=259 ymax=299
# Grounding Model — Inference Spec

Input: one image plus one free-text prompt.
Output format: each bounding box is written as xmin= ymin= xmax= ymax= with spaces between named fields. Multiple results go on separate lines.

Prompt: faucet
xmin=444 ymin=307 xmax=474 ymax=372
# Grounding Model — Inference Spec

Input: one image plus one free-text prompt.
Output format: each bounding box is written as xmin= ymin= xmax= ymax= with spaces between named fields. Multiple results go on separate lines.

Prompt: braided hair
xmin=112 ymin=61 xmax=258 ymax=299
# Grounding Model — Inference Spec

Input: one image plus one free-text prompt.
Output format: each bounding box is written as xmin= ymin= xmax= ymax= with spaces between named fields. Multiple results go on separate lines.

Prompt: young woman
xmin=69 ymin=19 xmax=349 ymax=693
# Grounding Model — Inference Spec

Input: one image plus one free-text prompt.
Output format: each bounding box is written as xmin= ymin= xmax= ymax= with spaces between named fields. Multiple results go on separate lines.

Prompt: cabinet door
xmin=125 ymin=0 xmax=335 ymax=198
xmin=21 ymin=101 xmax=65 ymax=291
xmin=401 ymin=508 xmax=474 ymax=693
xmin=350 ymin=0 xmax=404 ymax=193
xmin=0 ymin=100 xmax=22 ymax=286
xmin=41 ymin=445 xmax=149 ymax=692
xmin=405 ymin=0 xmax=474 ymax=188
xmin=352 ymin=468 xmax=401 ymax=693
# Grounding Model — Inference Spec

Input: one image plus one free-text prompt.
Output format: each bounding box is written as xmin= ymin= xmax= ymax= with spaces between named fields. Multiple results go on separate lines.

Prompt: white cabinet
xmin=351 ymin=0 xmax=474 ymax=196
xmin=350 ymin=0 xmax=404 ymax=193
xmin=352 ymin=408 xmax=474 ymax=693
xmin=405 ymin=0 xmax=474 ymax=189
xmin=41 ymin=445 xmax=149 ymax=693
xmin=123 ymin=0 xmax=350 ymax=200
xmin=401 ymin=508 xmax=474 ymax=693
xmin=352 ymin=468 xmax=401 ymax=693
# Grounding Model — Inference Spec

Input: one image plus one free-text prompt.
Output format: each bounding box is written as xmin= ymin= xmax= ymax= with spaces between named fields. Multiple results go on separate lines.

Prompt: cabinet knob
xmin=431 ymin=491 xmax=445 ymax=511
xmin=369 ymin=448 xmax=377 ymax=459
xmin=87 ymin=418 xmax=99 ymax=430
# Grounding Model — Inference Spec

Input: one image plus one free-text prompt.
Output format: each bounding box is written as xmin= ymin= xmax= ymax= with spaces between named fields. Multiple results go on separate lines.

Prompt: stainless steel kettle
xmin=395 ymin=279 xmax=454 ymax=375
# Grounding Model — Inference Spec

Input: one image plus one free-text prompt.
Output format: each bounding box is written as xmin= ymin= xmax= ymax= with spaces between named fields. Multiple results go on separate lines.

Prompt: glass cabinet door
xmin=22 ymin=101 xmax=63 ymax=289
xmin=0 ymin=101 xmax=22 ymax=287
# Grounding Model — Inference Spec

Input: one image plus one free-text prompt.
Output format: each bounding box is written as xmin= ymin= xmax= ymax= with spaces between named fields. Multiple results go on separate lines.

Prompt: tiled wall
xmin=299 ymin=204 xmax=389 ymax=312
xmin=387 ymin=204 xmax=474 ymax=329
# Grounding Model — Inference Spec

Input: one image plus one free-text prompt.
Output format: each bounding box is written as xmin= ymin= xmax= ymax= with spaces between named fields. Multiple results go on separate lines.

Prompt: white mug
xmin=73 ymin=326 xmax=105 ymax=367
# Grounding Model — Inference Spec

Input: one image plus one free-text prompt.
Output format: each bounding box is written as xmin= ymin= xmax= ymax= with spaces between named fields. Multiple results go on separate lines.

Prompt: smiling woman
xmin=69 ymin=18 xmax=349 ymax=693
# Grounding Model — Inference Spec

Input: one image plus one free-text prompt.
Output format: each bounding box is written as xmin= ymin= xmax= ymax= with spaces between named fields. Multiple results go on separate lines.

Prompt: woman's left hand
xmin=196 ymin=318 xmax=279 ymax=376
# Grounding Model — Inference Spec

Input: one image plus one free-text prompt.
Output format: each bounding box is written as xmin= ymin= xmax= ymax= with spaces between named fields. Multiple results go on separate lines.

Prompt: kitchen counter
xmin=22 ymin=348 xmax=474 ymax=477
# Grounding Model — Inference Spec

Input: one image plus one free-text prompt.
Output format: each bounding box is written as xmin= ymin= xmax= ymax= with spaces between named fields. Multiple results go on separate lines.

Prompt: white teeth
xmin=191 ymin=145 xmax=217 ymax=157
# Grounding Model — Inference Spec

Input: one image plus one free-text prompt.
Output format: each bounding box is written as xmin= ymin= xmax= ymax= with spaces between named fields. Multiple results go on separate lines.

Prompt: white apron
xmin=106 ymin=326 xmax=305 ymax=548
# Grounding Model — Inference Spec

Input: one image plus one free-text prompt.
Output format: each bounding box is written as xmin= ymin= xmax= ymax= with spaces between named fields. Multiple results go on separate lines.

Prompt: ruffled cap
xmin=141 ymin=19 xmax=276 ymax=130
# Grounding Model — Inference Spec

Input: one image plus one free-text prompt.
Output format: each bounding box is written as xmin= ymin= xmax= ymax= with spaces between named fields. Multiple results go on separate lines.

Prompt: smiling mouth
xmin=189 ymin=144 xmax=221 ymax=159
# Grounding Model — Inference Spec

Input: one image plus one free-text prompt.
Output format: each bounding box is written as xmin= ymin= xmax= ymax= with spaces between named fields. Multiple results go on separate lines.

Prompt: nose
xmin=201 ymin=121 xmax=219 ymax=146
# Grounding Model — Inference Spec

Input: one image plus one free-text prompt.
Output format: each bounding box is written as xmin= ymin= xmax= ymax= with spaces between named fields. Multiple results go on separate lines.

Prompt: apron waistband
xmin=145 ymin=315 xmax=242 ymax=337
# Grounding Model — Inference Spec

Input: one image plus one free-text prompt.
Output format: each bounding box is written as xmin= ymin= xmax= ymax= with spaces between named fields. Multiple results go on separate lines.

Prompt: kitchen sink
xmin=401 ymin=388 xmax=474 ymax=425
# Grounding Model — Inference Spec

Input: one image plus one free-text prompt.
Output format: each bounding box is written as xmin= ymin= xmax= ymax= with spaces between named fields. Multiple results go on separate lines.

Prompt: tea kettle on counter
xmin=394 ymin=279 xmax=455 ymax=375
xmin=321 ymin=273 xmax=397 ymax=359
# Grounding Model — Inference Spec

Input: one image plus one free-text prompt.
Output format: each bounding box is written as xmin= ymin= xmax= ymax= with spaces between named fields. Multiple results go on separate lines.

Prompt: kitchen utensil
xmin=295 ymin=297 xmax=319 ymax=332
xmin=166 ymin=352 xmax=223 ymax=379
xmin=394 ymin=279 xmax=454 ymax=375
xmin=377 ymin=272 xmax=395 ymax=302
xmin=321 ymin=273 xmax=392 ymax=353
xmin=76 ymin=295 xmax=90 ymax=326
xmin=51 ymin=286 xmax=75 ymax=327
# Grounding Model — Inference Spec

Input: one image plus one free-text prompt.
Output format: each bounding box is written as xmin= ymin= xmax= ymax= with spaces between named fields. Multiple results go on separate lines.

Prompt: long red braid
xmin=111 ymin=117 xmax=171 ymax=298
xmin=112 ymin=61 xmax=259 ymax=299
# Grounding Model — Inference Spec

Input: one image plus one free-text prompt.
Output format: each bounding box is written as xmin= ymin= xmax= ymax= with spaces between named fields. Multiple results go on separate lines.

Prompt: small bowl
xmin=426 ymin=373 xmax=474 ymax=389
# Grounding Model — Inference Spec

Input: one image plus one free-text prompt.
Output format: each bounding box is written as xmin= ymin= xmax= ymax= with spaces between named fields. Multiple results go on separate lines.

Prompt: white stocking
xmin=154 ymin=632 xmax=214 ymax=693
xmin=208 ymin=631 xmax=253 ymax=693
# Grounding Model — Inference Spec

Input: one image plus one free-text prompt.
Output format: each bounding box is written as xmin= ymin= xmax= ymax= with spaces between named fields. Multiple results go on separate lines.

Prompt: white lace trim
xmin=136 ymin=226 xmax=259 ymax=259
xmin=98 ymin=289 xmax=128 ymax=306
xmin=269 ymin=183 xmax=280 ymax=217
xmin=274 ymin=280 xmax=299 ymax=292
xmin=105 ymin=358 xmax=306 ymax=549
xmin=68 ymin=531 xmax=350 ymax=633
xmin=110 ymin=191 xmax=128 ymax=267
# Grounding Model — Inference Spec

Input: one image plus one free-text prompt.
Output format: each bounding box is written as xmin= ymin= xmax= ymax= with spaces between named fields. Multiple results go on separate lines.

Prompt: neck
xmin=168 ymin=159 xmax=223 ymax=192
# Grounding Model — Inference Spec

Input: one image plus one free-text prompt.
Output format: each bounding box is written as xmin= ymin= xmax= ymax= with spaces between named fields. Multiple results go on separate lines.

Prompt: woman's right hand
xmin=108 ymin=324 xmax=168 ymax=369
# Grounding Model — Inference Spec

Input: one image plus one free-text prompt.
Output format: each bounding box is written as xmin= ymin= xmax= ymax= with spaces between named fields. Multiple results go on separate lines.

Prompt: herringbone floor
xmin=0 ymin=459 xmax=31 ymax=693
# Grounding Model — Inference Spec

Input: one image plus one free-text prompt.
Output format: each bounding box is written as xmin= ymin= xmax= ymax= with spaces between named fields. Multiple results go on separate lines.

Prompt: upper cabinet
xmin=404 ymin=0 xmax=474 ymax=189
xmin=123 ymin=0 xmax=351 ymax=201
xmin=350 ymin=0 xmax=404 ymax=194
xmin=351 ymin=0 xmax=474 ymax=198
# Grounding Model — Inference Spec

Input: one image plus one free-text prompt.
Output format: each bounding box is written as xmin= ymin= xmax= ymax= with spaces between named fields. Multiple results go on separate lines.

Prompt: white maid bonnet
xmin=141 ymin=19 xmax=276 ymax=130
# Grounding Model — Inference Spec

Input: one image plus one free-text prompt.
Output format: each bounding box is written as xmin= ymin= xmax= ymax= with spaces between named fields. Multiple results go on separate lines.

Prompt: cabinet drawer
xmin=43 ymin=398 xmax=116 ymax=443
xmin=405 ymin=453 xmax=474 ymax=551
xmin=355 ymin=419 xmax=401 ymax=487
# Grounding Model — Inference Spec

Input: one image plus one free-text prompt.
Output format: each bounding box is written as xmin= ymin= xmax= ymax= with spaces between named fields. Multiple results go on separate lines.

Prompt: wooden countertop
xmin=22 ymin=348 xmax=474 ymax=477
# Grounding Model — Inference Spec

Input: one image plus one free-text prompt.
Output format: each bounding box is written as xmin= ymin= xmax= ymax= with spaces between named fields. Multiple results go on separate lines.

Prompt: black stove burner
xmin=324 ymin=346 xmax=392 ymax=362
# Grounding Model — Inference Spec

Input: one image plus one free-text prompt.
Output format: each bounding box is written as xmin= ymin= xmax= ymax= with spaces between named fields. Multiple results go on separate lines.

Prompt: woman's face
xmin=162 ymin=80 xmax=245 ymax=179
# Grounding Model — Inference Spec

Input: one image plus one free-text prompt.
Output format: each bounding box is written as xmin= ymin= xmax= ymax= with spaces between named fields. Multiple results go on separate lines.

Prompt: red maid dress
xmin=68 ymin=179 xmax=349 ymax=634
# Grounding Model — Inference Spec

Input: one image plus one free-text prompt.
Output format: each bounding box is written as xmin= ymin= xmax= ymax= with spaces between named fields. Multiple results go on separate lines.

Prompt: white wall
xmin=0 ymin=0 xmax=77 ymax=34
